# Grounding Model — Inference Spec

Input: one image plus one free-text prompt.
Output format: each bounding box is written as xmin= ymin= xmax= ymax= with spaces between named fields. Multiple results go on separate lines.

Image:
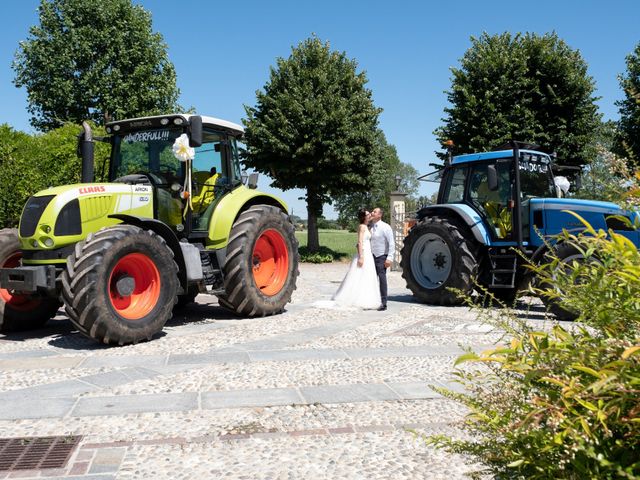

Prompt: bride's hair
xmin=357 ymin=208 xmax=368 ymax=224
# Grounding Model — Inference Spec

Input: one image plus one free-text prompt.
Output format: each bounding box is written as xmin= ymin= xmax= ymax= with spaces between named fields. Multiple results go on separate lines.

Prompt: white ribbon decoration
xmin=172 ymin=134 xmax=196 ymax=218
xmin=554 ymin=175 xmax=571 ymax=194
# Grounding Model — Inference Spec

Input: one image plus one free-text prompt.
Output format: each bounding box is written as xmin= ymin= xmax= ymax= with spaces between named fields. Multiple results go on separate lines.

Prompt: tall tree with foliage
xmin=435 ymin=32 xmax=601 ymax=166
xmin=243 ymin=36 xmax=381 ymax=252
xmin=13 ymin=0 xmax=180 ymax=131
xmin=615 ymin=41 xmax=640 ymax=162
xmin=334 ymin=130 xmax=418 ymax=230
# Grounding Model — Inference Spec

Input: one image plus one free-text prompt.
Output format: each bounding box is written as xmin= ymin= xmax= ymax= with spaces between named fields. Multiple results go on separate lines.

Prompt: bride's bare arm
xmin=357 ymin=225 xmax=366 ymax=267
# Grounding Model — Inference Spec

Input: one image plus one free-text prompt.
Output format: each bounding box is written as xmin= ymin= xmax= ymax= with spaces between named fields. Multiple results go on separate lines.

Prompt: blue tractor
xmin=400 ymin=141 xmax=640 ymax=319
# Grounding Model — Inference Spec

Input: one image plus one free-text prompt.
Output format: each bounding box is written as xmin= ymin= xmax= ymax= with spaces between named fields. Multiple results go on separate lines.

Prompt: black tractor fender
xmin=415 ymin=205 xmax=489 ymax=245
xmin=108 ymin=214 xmax=188 ymax=291
xmin=528 ymin=226 xmax=586 ymax=265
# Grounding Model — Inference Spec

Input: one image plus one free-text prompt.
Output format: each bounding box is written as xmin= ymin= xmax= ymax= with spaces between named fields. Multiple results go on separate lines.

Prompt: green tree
xmin=435 ymin=32 xmax=601 ymax=166
xmin=243 ymin=36 xmax=381 ymax=252
xmin=334 ymin=130 xmax=418 ymax=230
xmin=615 ymin=41 xmax=640 ymax=162
xmin=13 ymin=0 xmax=180 ymax=131
xmin=406 ymin=192 xmax=438 ymax=214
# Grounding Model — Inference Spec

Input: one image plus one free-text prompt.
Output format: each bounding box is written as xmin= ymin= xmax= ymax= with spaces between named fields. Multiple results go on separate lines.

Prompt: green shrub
xmin=298 ymin=246 xmax=341 ymax=263
xmin=0 ymin=123 xmax=109 ymax=228
xmin=429 ymin=219 xmax=640 ymax=479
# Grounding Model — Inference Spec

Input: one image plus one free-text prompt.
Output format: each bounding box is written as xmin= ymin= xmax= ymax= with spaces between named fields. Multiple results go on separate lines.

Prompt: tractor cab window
xmin=443 ymin=167 xmax=467 ymax=203
xmin=191 ymin=130 xmax=231 ymax=231
xmin=111 ymin=128 xmax=185 ymax=227
xmin=468 ymin=162 xmax=513 ymax=239
xmin=111 ymin=128 xmax=183 ymax=184
xmin=229 ymin=138 xmax=243 ymax=182
xmin=519 ymin=153 xmax=554 ymax=199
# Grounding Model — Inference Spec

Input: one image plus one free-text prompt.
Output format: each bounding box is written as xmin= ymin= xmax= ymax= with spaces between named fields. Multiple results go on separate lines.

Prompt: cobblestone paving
xmin=0 ymin=263 xmax=559 ymax=479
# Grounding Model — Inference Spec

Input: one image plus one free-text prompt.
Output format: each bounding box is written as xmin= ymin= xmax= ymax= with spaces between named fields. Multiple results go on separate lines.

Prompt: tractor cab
xmin=437 ymin=144 xmax=557 ymax=247
xmin=105 ymin=114 xmax=246 ymax=237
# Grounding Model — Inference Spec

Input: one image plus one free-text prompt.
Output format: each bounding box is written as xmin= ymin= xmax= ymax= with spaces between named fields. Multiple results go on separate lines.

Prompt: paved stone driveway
xmin=0 ymin=263 xmax=551 ymax=479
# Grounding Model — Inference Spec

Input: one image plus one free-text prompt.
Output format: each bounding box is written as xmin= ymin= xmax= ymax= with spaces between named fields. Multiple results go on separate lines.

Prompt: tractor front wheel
xmin=61 ymin=225 xmax=178 ymax=344
xmin=400 ymin=216 xmax=477 ymax=305
xmin=218 ymin=205 xmax=298 ymax=316
xmin=0 ymin=229 xmax=60 ymax=332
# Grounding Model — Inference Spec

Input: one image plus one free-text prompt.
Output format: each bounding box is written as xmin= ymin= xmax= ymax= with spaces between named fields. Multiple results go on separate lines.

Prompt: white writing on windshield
xmin=519 ymin=160 xmax=549 ymax=174
xmin=123 ymin=130 xmax=171 ymax=143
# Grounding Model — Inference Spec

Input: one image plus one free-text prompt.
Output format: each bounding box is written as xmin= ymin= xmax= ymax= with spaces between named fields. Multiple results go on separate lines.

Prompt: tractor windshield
xmin=519 ymin=153 xmax=555 ymax=199
xmin=110 ymin=128 xmax=184 ymax=185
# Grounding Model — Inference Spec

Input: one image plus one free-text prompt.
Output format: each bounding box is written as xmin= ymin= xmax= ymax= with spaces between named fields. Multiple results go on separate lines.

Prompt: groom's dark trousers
xmin=373 ymin=254 xmax=388 ymax=307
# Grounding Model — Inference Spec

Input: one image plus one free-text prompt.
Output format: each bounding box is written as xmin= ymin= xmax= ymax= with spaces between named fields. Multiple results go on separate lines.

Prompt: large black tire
xmin=539 ymin=243 xmax=582 ymax=321
xmin=218 ymin=205 xmax=298 ymax=316
xmin=61 ymin=225 xmax=178 ymax=345
xmin=0 ymin=229 xmax=60 ymax=332
xmin=400 ymin=216 xmax=477 ymax=305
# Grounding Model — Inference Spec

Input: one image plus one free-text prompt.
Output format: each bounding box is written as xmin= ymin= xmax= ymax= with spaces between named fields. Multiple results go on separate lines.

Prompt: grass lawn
xmin=295 ymin=229 xmax=356 ymax=261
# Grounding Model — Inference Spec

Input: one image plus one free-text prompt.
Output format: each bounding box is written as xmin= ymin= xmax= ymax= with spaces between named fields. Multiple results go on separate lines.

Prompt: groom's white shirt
xmin=370 ymin=220 xmax=395 ymax=261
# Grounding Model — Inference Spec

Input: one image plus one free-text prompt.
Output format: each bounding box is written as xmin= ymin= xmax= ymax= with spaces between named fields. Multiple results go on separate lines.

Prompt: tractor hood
xmin=530 ymin=197 xmax=639 ymax=242
xmin=19 ymin=183 xmax=154 ymax=261
xmin=534 ymin=197 xmax=625 ymax=214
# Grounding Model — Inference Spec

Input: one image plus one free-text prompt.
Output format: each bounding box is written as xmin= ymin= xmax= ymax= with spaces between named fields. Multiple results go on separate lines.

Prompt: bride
xmin=331 ymin=209 xmax=381 ymax=309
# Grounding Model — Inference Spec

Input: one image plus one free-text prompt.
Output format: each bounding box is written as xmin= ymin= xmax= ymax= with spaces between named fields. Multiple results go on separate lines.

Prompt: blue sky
xmin=1 ymin=0 xmax=639 ymax=218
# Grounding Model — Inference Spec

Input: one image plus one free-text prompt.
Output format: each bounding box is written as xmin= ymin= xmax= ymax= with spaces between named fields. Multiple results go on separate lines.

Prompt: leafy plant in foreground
xmin=429 ymin=221 xmax=640 ymax=479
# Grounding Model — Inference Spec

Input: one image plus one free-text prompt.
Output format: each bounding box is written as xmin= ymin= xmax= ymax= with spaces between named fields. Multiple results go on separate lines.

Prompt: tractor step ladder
xmin=489 ymin=251 xmax=518 ymax=288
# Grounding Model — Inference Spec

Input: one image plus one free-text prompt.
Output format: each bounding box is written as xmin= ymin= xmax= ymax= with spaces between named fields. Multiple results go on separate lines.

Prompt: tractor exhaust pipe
xmin=79 ymin=121 xmax=94 ymax=183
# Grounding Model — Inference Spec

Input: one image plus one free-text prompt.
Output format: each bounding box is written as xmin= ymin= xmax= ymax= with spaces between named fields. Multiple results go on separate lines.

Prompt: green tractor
xmin=0 ymin=114 xmax=299 ymax=345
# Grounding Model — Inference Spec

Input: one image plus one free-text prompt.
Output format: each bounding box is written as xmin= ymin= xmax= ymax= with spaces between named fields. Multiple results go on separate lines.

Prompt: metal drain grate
xmin=0 ymin=436 xmax=82 ymax=471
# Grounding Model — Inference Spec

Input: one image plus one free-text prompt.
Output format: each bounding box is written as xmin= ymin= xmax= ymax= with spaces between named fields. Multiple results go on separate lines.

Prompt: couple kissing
xmin=331 ymin=207 xmax=395 ymax=311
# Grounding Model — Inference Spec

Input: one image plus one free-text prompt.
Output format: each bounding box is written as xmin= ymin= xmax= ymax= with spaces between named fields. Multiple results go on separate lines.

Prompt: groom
xmin=369 ymin=207 xmax=395 ymax=311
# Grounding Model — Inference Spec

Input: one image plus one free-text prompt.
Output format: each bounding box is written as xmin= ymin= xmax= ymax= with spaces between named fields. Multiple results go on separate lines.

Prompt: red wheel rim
xmin=252 ymin=229 xmax=289 ymax=296
xmin=108 ymin=253 xmax=161 ymax=320
xmin=0 ymin=252 xmax=42 ymax=312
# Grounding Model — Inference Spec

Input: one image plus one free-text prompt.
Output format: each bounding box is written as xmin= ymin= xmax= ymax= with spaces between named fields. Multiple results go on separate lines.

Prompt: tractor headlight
xmin=31 ymin=240 xmax=38 ymax=248
xmin=42 ymin=237 xmax=54 ymax=247
xmin=20 ymin=195 xmax=55 ymax=237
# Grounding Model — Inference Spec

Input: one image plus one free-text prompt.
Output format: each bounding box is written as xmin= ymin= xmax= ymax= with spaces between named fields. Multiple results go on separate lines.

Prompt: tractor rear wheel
xmin=539 ymin=243 xmax=581 ymax=321
xmin=218 ymin=205 xmax=298 ymax=316
xmin=0 ymin=229 xmax=60 ymax=332
xmin=400 ymin=216 xmax=477 ymax=305
xmin=61 ymin=225 xmax=178 ymax=344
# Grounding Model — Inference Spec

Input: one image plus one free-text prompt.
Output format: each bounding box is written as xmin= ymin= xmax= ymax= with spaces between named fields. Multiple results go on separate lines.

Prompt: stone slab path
xmin=0 ymin=263 xmax=556 ymax=479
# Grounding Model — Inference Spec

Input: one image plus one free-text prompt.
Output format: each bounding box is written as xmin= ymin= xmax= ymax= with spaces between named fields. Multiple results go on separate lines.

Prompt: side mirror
xmin=487 ymin=165 xmax=499 ymax=191
xmin=247 ymin=172 xmax=259 ymax=189
xmin=189 ymin=115 xmax=203 ymax=148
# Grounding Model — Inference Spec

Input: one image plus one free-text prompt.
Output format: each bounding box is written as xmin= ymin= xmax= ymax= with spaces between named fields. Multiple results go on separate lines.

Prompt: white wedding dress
xmin=331 ymin=230 xmax=381 ymax=309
